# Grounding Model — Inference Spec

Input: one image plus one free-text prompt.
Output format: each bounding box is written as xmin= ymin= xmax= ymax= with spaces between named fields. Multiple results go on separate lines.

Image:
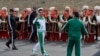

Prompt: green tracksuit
xmin=33 ymin=16 xmax=47 ymax=55
xmin=62 ymin=17 xmax=88 ymax=56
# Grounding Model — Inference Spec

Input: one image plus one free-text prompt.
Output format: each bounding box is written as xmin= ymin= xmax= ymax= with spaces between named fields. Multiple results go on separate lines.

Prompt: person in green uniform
xmin=32 ymin=8 xmax=49 ymax=56
xmin=62 ymin=11 xmax=88 ymax=56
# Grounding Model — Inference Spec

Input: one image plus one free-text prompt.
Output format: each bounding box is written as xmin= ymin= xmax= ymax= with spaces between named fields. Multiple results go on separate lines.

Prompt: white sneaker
xmin=32 ymin=50 xmax=37 ymax=55
xmin=42 ymin=53 xmax=49 ymax=56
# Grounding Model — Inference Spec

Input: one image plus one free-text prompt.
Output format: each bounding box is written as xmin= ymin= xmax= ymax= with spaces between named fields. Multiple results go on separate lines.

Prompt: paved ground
xmin=0 ymin=38 xmax=100 ymax=56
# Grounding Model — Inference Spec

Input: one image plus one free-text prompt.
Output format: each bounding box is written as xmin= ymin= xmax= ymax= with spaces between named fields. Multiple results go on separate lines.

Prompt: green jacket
xmin=62 ymin=17 xmax=88 ymax=40
xmin=33 ymin=16 xmax=46 ymax=32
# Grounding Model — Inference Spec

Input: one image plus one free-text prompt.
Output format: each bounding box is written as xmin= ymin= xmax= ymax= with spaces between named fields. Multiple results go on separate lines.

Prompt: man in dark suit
xmin=27 ymin=7 xmax=37 ymax=42
xmin=5 ymin=9 xmax=18 ymax=50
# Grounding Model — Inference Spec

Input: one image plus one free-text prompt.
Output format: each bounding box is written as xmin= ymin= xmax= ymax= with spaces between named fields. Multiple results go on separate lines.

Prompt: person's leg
xmin=12 ymin=30 xmax=17 ymax=50
xmin=6 ymin=37 xmax=11 ymax=48
xmin=33 ymin=42 xmax=40 ymax=52
xmin=6 ymin=32 xmax=11 ymax=45
xmin=31 ymin=25 xmax=37 ymax=42
xmin=67 ymin=39 xmax=74 ymax=56
xmin=6 ymin=32 xmax=11 ymax=48
xmin=32 ymin=31 xmax=39 ymax=55
xmin=38 ymin=31 xmax=45 ymax=54
xmin=32 ymin=31 xmax=48 ymax=56
xmin=95 ymin=26 xmax=98 ymax=40
xmin=6 ymin=39 xmax=11 ymax=45
xmin=41 ymin=32 xmax=48 ymax=56
xmin=29 ymin=25 xmax=34 ymax=41
xmin=75 ymin=39 xmax=80 ymax=56
xmin=32 ymin=31 xmax=37 ymax=42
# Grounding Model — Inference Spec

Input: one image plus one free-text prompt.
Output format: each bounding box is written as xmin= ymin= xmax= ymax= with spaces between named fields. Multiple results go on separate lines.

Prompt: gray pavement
xmin=0 ymin=39 xmax=100 ymax=56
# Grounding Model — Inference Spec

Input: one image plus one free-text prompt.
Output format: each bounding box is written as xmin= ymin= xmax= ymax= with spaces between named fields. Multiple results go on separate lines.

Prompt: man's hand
xmin=60 ymin=29 xmax=63 ymax=33
xmin=86 ymin=34 xmax=89 ymax=38
xmin=28 ymin=24 xmax=30 ymax=27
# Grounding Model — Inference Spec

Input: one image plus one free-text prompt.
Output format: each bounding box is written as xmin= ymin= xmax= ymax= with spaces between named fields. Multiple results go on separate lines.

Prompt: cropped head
xmin=83 ymin=5 xmax=89 ymax=10
xmin=32 ymin=7 xmax=37 ymax=11
xmin=9 ymin=9 xmax=14 ymax=14
xmin=49 ymin=6 xmax=56 ymax=11
xmin=73 ymin=11 xmax=79 ymax=18
xmin=94 ymin=6 xmax=100 ymax=14
xmin=65 ymin=6 xmax=71 ymax=12
xmin=14 ymin=8 xmax=19 ymax=12
xmin=2 ymin=7 xmax=7 ymax=11
xmin=37 ymin=8 xmax=44 ymax=16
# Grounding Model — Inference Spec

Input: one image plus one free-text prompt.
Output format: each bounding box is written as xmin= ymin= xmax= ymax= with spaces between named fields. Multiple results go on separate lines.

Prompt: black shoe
xmin=12 ymin=47 xmax=18 ymax=50
xmin=5 ymin=43 xmax=10 ymax=48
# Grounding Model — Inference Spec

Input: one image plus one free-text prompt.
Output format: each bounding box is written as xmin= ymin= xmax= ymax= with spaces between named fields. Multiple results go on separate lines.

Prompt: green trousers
xmin=37 ymin=31 xmax=45 ymax=54
xmin=67 ymin=38 xmax=80 ymax=56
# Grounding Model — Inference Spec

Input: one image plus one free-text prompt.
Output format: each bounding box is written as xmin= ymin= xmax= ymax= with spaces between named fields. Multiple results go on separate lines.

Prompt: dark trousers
xmin=95 ymin=26 xmax=98 ymax=40
xmin=82 ymin=25 xmax=88 ymax=40
xmin=6 ymin=30 xmax=17 ymax=48
xmin=29 ymin=25 xmax=37 ymax=42
xmin=91 ymin=25 xmax=98 ymax=40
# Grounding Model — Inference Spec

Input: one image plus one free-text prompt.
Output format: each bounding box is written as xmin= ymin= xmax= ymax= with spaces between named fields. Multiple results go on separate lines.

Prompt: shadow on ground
xmin=93 ymin=50 xmax=100 ymax=56
xmin=0 ymin=49 xmax=11 ymax=54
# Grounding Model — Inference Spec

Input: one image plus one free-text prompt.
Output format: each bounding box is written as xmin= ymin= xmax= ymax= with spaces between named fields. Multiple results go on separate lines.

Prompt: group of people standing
xmin=0 ymin=5 xmax=100 ymax=56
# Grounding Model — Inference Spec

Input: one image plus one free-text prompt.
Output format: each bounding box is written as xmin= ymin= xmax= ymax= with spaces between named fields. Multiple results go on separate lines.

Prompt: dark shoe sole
xmin=5 ymin=43 xmax=10 ymax=48
xmin=12 ymin=48 xmax=18 ymax=50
